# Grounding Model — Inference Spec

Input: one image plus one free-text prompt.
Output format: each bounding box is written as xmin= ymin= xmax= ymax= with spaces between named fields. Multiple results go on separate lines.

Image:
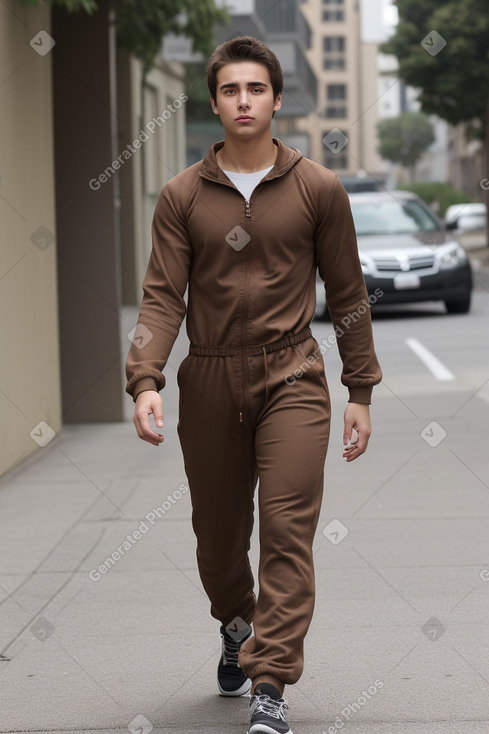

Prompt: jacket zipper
xmin=240 ymin=197 xmax=251 ymax=421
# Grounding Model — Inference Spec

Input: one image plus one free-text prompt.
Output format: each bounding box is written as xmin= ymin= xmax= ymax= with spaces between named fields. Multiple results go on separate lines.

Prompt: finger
xmin=134 ymin=411 xmax=164 ymax=446
xmin=343 ymin=422 xmax=353 ymax=446
xmin=153 ymin=407 xmax=164 ymax=429
xmin=343 ymin=426 xmax=359 ymax=449
xmin=343 ymin=434 xmax=369 ymax=461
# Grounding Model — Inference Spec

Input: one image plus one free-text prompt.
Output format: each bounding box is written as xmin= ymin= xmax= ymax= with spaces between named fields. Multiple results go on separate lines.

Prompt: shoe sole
xmin=248 ymin=725 xmax=292 ymax=734
xmin=217 ymin=675 xmax=252 ymax=697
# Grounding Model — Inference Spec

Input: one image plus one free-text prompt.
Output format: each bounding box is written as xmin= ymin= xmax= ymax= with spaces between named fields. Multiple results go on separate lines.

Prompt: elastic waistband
xmin=189 ymin=327 xmax=312 ymax=357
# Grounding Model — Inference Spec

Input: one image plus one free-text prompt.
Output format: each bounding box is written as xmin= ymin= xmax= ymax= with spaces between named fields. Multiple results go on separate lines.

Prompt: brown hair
xmin=206 ymin=36 xmax=283 ymax=103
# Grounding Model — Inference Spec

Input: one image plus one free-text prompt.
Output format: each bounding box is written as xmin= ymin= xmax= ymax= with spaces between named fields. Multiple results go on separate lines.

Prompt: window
xmin=327 ymin=84 xmax=346 ymax=99
xmin=324 ymin=151 xmax=348 ymax=169
xmin=322 ymin=10 xmax=344 ymax=20
xmin=323 ymin=37 xmax=345 ymax=52
xmin=323 ymin=36 xmax=346 ymax=69
xmin=325 ymin=83 xmax=347 ymax=118
xmin=323 ymin=129 xmax=349 ymax=170
xmin=325 ymin=106 xmax=347 ymax=118
xmin=322 ymin=0 xmax=344 ymax=21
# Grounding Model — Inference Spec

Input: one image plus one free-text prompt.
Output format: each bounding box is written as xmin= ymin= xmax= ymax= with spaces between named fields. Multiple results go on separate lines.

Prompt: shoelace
xmin=251 ymin=694 xmax=289 ymax=720
xmin=221 ymin=634 xmax=241 ymax=666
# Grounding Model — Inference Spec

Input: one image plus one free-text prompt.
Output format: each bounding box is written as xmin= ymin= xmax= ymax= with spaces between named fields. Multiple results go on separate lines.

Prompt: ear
xmin=273 ymin=93 xmax=282 ymax=113
xmin=210 ymin=96 xmax=219 ymax=115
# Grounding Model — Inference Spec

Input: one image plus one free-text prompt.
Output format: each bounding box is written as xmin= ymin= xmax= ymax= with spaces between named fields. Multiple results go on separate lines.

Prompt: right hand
xmin=133 ymin=390 xmax=164 ymax=446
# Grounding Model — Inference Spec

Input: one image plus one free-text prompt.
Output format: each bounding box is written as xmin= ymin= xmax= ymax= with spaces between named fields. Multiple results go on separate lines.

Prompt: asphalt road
xmin=0 ymin=257 xmax=488 ymax=734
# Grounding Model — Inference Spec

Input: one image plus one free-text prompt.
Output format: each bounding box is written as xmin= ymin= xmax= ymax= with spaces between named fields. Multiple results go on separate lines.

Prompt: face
xmin=210 ymin=61 xmax=282 ymax=138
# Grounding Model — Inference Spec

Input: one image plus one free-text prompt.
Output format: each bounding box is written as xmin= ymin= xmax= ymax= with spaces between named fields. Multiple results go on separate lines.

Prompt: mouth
xmin=236 ymin=116 xmax=254 ymax=122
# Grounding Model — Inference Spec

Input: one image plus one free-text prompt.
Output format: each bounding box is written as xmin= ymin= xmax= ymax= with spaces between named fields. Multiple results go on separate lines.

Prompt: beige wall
xmin=358 ymin=41 xmax=384 ymax=175
xmin=295 ymin=0 xmax=383 ymax=177
xmin=0 ymin=4 xmax=62 ymax=475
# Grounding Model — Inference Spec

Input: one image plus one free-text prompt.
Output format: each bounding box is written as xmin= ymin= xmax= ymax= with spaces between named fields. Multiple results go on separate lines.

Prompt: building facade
xmin=1 ymin=1 xmax=186 ymax=477
xmin=295 ymin=0 xmax=384 ymax=178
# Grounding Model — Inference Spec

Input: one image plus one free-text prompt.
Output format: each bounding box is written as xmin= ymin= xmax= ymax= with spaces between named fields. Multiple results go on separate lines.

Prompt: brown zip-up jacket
xmin=125 ymin=138 xmax=382 ymax=405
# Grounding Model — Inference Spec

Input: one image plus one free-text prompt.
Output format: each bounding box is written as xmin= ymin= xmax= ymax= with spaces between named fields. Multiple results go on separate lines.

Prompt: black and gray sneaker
xmin=248 ymin=684 xmax=292 ymax=734
xmin=217 ymin=623 xmax=252 ymax=696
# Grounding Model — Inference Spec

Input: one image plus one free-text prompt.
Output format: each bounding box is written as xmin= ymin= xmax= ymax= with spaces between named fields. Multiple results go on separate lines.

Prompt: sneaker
xmin=217 ymin=623 xmax=252 ymax=696
xmin=248 ymin=684 xmax=292 ymax=734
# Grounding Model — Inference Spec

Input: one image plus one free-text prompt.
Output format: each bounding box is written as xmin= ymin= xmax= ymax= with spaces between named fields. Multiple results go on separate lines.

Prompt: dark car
xmin=316 ymin=191 xmax=473 ymax=318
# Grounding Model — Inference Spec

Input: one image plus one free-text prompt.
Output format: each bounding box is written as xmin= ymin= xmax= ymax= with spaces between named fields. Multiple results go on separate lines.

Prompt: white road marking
xmin=477 ymin=382 xmax=489 ymax=406
xmin=405 ymin=338 xmax=455 ymax=381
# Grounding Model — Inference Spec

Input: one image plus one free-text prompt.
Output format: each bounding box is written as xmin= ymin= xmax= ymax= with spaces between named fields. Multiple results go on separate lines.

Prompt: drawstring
xmin=262 ymin=346 xmax=269 ymax=407
xmin=188 ymin=328 xmax=312 ymax=425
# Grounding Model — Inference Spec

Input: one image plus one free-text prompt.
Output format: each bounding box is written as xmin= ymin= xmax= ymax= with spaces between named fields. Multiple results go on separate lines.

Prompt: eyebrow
xmin=219 ymin=81 xmax=269 ymax=90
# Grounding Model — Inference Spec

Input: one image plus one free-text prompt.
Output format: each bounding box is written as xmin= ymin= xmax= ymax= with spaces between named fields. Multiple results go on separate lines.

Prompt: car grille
xmin=373 ymin=253 xmax=436 ymax=272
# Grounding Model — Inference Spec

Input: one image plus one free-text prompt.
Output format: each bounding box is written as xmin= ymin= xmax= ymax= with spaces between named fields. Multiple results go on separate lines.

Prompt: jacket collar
xmin=199 ymin=137 xmax=302 ymax=185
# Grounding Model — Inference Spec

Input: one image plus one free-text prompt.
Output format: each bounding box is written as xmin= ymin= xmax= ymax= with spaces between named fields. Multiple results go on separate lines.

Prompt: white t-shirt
xmin=222 ymin=166 xmax=273 ymax=201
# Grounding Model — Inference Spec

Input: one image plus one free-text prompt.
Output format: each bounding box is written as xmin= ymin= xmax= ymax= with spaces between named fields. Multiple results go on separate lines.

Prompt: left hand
xmin=343 ymin=402 xmax=372 ymax=462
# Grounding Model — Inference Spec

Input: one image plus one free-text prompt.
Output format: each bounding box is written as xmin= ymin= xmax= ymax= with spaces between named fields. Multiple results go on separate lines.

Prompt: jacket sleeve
xmin=314 ymin=175 xmax=382 ymax=404
xmin=125 ymin=183 xmax=192 ymax=402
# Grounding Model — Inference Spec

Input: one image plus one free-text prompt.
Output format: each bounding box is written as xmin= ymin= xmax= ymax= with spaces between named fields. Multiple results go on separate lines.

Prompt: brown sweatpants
xmin=176 ymin=328 xmax=331 ymax=686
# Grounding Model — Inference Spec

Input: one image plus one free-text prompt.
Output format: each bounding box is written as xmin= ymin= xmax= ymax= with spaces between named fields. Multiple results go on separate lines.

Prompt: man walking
xmin=126 ymin=36 xmax=382 ymax=734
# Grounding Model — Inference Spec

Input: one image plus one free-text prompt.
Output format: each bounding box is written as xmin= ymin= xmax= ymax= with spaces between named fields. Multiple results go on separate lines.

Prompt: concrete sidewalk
xmin=1 ymin=307 xmax=489 ymax=734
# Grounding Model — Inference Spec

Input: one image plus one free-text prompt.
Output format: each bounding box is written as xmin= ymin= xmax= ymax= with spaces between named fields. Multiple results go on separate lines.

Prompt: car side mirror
xmin=446 ymin=219 xmax=458 ymax=231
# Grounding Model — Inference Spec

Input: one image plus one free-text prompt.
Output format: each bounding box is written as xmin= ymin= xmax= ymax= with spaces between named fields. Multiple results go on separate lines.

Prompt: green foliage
xmin=21 ymin=0 xmax=229 ymax=72
xmin=113 ymin=0 xmax=229 ymax=72
xmin=382 ymin=0 xmax=489 ymax=128
xmin=21 ymin=0 xmax=97 ymax=10
xmin=377 ymin=112 xmax=435 ymax=168
xmin=399 ymin=181 xmax=470 ymax=216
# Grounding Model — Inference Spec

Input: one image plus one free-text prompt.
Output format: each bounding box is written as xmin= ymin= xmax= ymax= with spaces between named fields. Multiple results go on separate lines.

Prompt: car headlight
xmin=360 ymin=257 xmax=371 ymax=275
xmin=439 ymin=244 xmax=467 ymax=270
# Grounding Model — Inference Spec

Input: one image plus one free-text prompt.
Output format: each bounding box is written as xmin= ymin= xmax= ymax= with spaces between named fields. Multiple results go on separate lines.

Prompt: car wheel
xmin=314 ymin=305 xmax=331 ymax=321
xmin=445 ymin=295 xmax=471 ymax=314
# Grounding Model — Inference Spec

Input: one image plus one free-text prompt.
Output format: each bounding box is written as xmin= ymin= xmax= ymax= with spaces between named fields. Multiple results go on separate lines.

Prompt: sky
xmin=362 ymin=0 xmax=398 ymax=42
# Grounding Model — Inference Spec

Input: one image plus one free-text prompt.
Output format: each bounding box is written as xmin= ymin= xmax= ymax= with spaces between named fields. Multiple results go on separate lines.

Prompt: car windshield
xmin=351 ymin=198 xmax=441 ymax=236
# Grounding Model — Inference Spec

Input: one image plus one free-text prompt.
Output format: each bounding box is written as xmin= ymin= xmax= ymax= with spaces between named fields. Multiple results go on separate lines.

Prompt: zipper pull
xmin=245 ymin=200 xmax=251 ymax=218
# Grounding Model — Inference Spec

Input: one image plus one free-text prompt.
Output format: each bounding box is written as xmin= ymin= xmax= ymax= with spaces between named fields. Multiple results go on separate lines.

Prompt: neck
xmin=217 ymin=132 xmax=277 ymax=173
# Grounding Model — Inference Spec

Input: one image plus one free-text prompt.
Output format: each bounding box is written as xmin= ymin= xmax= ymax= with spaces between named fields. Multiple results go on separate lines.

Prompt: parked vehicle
xmin=316 ymin=191 xmax=473 ymax=318
xmin=339 ymin=176 xmax=386 ymax=194
xmin=445 ymin=202 xmax=487 ymax=232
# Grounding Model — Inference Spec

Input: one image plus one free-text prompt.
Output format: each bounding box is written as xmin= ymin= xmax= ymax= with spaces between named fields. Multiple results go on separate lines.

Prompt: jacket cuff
xmin=132 ymin=377 xmax=160 ymax=402
xmin=348 ymin=386 xmax=373 ymax=405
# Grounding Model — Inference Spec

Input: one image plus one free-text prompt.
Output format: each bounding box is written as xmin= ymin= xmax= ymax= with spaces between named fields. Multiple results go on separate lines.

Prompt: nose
xmin=237 ymin=90 xmax=251 ymax=109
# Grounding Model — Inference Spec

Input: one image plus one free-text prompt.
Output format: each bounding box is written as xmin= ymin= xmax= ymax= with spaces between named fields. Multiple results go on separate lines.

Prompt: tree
xmin=21 ymin=0 xmax=229 ymax=73
xmin=382 ymin=0 xmax=489 ymax=235
xmin=377 ymin=112 xmax=434 ymax=182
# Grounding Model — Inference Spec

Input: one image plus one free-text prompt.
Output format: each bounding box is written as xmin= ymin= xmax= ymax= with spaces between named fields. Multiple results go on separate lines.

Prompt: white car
xmin=445 ymin=203 xmax=487 ymax=232
xmin=315 ymin=191 xmax=473 ymax=318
